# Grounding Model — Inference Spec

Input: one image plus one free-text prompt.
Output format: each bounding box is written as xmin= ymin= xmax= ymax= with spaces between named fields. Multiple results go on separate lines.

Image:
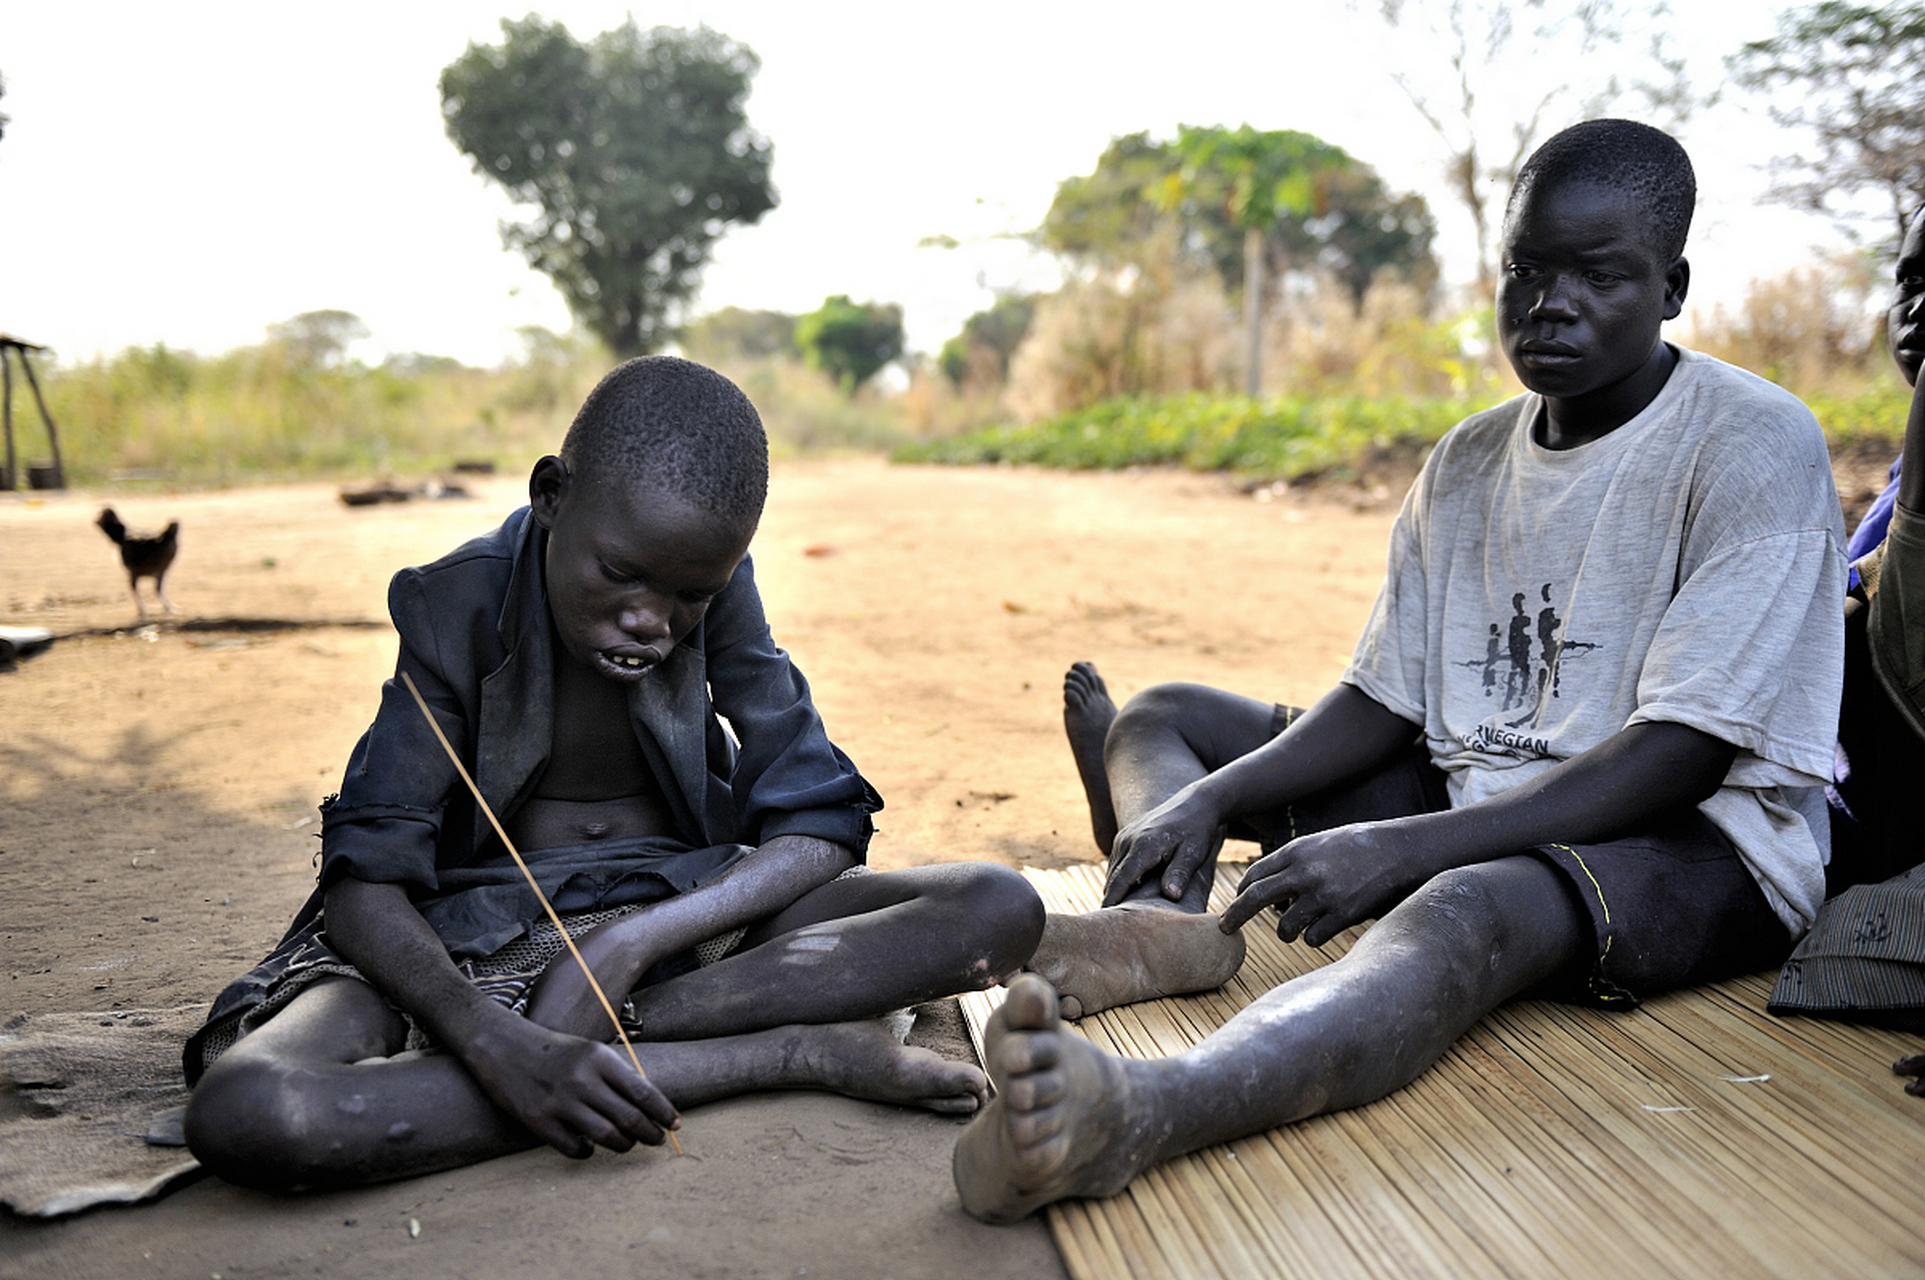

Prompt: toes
xmin=927 ymin=1093 xmax=985 ymax=1115
xmin=1001 ymin=974 xmax=1061 ymax=1028
xmin=1002 ymin=1067 xmax=1066 ymax=1113
xmin=990 ymin=1028 xmax=1061 ymax=1079
xmin=1059 ymin=994 xmax=1084 ymax=1021
xmin=1005 ymin=1100 xmax=1067 ymax=1148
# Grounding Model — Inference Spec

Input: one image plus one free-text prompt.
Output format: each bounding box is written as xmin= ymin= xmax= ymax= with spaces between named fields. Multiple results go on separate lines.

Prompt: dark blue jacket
xmin=316 ymin=507 xmax=878 ymax=925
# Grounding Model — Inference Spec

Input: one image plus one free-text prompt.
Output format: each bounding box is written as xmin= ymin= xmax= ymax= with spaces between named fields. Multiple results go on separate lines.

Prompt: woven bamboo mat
xmin=961 ymin=865 xmax=1925 ymax=1279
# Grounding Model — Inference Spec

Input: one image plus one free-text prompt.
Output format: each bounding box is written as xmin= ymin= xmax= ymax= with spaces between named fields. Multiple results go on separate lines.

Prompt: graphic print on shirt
xmin=1458 ymin=582 xmax=1599 ymax=758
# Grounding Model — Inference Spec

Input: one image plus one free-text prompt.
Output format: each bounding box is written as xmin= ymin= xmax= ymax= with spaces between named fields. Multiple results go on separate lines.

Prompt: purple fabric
xmin=1849 ymin=458 xmax=1903 ymax=590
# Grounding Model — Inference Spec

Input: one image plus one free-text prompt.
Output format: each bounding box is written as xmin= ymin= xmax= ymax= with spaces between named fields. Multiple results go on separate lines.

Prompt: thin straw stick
xmin=399 ymin=671 xmax=682 ymax=1154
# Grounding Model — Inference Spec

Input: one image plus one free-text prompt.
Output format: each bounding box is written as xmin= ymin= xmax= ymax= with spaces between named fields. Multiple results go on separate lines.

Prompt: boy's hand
xmin=1103 ymin=783 xmax=1227 ymax=907
xmin=1221 ymin=820 xmax=1427 ymax=946
xmin=464 ymin=1016 xmax=679 ymax=1158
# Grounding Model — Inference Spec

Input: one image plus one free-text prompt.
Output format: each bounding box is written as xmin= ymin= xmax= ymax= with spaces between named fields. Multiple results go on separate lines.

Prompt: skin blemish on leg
xmin=336 ymin=1095 xmax=367 ymax=1116
xmin=780 ymin=931 xmax=843 ymax=965
xmin=385 ymin=1120 xmax=415 ymax=1143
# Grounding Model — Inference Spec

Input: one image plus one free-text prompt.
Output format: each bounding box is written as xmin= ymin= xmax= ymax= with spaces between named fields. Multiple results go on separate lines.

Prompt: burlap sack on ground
xmin=0 ymin=1006 xmax=203 ymax=1217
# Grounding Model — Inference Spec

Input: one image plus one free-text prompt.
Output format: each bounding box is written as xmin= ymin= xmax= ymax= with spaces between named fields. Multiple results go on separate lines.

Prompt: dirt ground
xmin=0 ymin=459 xmax=1404 ymax=1276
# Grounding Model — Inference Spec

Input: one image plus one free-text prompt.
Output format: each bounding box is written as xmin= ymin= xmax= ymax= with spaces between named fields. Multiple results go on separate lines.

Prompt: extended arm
xmin=1105 ymin=683 xmax=1423 ymax=905
xmin=524 ymin=834 xmax=855 ymax=1036
xmin=324 ymin=877 xmax=679 ymax=1157
xmin=1221 ymin=719 xmax=1736 ymax=943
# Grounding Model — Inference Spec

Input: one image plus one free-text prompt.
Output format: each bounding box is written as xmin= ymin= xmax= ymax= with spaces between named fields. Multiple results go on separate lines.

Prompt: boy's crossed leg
xmin=188 ymin=862 xmax=1042 ymax=1190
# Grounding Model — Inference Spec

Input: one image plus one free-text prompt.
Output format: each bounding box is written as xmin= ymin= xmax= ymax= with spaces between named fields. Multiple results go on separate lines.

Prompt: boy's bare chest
xmin=509 ymin=654 xmax=677 ymax=848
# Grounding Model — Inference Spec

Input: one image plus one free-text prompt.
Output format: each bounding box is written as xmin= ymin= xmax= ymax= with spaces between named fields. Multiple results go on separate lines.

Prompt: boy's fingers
xmin=1274 ymin=897 xmax=1317 ymax=943
xmin=1221 ymin=871 xmax=1291 ymax=932
xmin=571 ymin=1107 xmax=639 ymax=1153
xmin=598 ymin=1050 xmax=679 ymax=1137
xmin=1162 ymin=840 xmax=1212 ymax=900
xmin=1239 ymin=848 xmax=1286 ymax=887
xmin=1218 ymin=892 xmax=1260 ymax=932
xmin=1103 ymin=838 xmax=1170 ymax=906
xmin=528 ymin=1114 xmax=593 ymax=1158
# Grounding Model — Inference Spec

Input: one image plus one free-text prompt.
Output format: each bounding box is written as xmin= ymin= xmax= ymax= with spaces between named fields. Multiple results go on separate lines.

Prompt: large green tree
xmin=1042 ymin=127 xmax=1437 ymax=394
xmin=1729 ymin=2 xmax=1925 ymax=250
xmin=1041 ymin=128 xmax=1437 ymax=310
xmin=940 ymin=294 xmax=1036 ymax=388
xmin=266 ymin=310 xmax=368 ymax=368
xmin=441 ymin=18 xmax=776 ymax=357
xmin=796 ymin=296 xmax=904 ymax=391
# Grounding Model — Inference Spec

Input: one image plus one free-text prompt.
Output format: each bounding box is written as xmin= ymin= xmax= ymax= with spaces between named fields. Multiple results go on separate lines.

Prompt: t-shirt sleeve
xmin=1627 ymin=417 xmax=1845 ymax=787
xmin=1344 ymin=477 xmax=1431 ymax=725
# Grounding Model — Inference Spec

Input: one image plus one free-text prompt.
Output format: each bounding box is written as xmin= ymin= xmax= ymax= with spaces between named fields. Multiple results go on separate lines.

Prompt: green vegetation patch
xmin=894 ymin=392 xmax=1497 ymax=482
xmin=896 ymin=381 xmax=1917 ymax=484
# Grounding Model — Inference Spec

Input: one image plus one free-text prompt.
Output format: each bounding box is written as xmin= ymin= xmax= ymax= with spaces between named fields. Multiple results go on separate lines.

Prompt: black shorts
xmin=1229 ymin=705 xmax=1792 ymax=1009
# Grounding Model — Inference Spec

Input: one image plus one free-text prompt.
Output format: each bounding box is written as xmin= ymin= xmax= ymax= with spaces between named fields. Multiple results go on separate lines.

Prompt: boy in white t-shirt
xmin=956 ymin=119 xmax=1846 ymax=1221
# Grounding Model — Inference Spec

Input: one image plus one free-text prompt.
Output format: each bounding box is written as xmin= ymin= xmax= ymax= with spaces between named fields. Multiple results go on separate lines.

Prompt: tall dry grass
xmin=23 ymin=253 xmax=1914 ymax=494
xmin=29 ymin=331 xmax=923 ymax=489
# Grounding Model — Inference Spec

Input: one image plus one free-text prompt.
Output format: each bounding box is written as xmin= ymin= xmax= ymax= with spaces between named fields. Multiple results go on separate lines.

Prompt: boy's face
xmin=530 ymin=457 xmax=753 ymax=684
xmin=1888 ymin=207 xmax=1925 ymax=388
xmin=1496 ymin=179 xmax=1687 ymax=408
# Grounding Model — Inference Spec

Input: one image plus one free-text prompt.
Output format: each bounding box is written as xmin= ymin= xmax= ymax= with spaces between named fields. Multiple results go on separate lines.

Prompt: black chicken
xmin=96 ymin=507 xmax=180 ymax=619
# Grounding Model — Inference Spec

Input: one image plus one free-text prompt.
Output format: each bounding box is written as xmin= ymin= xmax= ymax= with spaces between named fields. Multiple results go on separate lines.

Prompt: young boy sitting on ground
xmin=955 ymin=119 xmax=1846 ymax=1221
xmin=183 ymin=356 xmax=1044 ymax=1191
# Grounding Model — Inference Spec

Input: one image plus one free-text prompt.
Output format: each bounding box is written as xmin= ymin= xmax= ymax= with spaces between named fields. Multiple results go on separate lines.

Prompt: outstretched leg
xmin=959 ymin=857 xmax=1583 ymax=1220
xmin=1038 ymin=673 xmax=1280 ymax=1016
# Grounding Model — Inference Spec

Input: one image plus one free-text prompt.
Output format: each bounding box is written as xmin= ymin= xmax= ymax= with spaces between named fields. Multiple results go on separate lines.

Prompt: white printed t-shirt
xmin=1344 ymin=347 xmax=1845 ymax=935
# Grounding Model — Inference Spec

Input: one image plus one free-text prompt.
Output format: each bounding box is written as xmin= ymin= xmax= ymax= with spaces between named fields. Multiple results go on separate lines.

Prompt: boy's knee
xmin=939 ymin=862 xmax=1046 ymax=977
xmin=1391 ymin=859 xmax=1579 ymax=988
xmin=1111 ymin=682 xmax=1215 ymax=736
xmin=185 ymin=1055 xmax=347 ymax=1191
xmin=1401 ymin=865 xmax=1515 ymax=939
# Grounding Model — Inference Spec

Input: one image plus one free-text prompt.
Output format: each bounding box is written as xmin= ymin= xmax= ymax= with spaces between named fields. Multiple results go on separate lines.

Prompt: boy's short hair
xmin=560 ymin=356 xmax=769 ymax=529
xmin=1508 ymin=119 xmax=1696 ymax=262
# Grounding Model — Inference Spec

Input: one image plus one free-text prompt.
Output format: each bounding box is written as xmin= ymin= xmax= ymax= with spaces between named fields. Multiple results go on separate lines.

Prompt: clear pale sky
xmin=0 ymin=0 xmax=1847 ymax=368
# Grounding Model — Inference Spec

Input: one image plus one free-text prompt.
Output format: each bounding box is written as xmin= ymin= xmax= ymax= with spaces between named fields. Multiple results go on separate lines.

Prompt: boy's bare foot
xmin=1023 ymin=902 xmax=1245 ymax=1019
xmin=1064 ymin=661 xmax=1120 ymax=854
xmin=789 ymin=1020 xmax=989 ymax=1114
xmin=953 ymin=974 xmax=1158 ymax=1221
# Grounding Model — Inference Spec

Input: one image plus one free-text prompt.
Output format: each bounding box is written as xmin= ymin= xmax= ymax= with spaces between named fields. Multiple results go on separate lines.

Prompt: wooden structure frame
xmin=0 ymin=335 xmax=64 ymax=491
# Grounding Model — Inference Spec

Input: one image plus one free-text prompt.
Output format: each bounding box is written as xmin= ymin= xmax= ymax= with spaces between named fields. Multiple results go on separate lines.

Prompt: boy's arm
xmin=323 ymin=877 xmax=679 ymax=1156
xmin=1105 ymin=683 xmax=1424 ymax=906
xmin=1219 ymin=718 xmax=1735 ymax=944
xmin=1896 ymin=371 xmax=1925 ymax=513
xmin=524 ymin=834 xmax=855 ymax=1037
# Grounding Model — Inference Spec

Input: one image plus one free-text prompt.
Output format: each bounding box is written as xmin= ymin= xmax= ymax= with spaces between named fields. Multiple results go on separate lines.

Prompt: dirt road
xmin=0 ymin=459 xmax=1396 ymax=1275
